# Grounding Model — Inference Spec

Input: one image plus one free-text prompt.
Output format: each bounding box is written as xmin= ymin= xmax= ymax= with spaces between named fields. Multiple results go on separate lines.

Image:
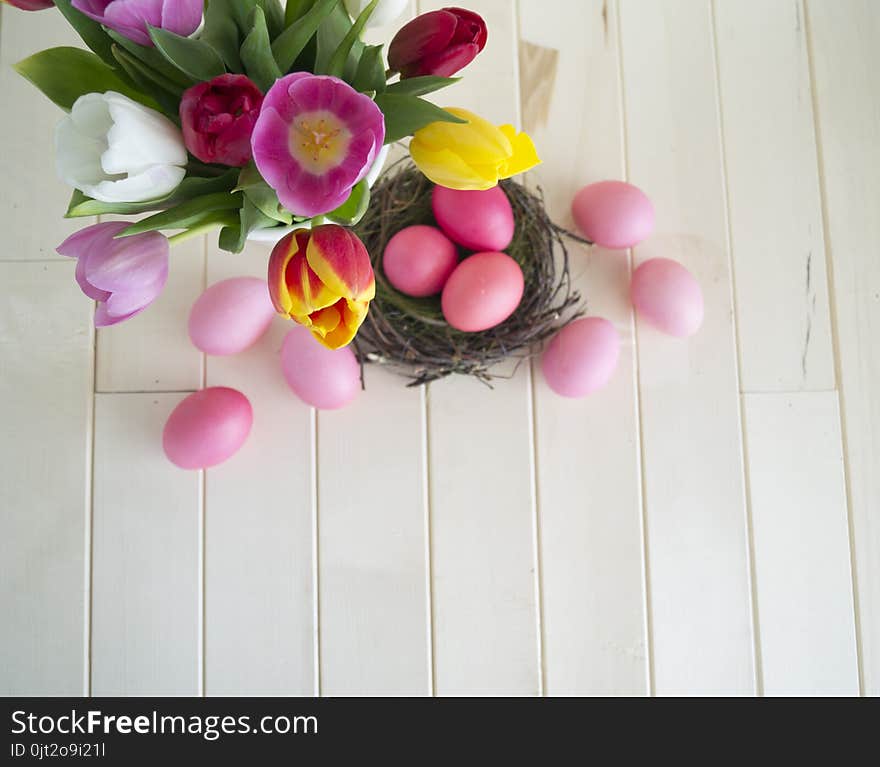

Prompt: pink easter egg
xmin=188 ymin=277 xmax=276 ymax=355
xmin=383 ymin=225 xmax=459 ymax=296
xmin=631 ymin=257 xmax=704 ymax=337
xmin=163 ymin=387 xmax=253 ymax=469
xmin=441 ymin=251 xmax=524 ymax=332
xmin=432 ymin=185 xmax=515 ymax=251
xmin=572 ymin=180 xmax=655 ymax=249
xmin=542 ymin=317 xmax=620 ymax=397
xmin=281 ymin=325 xmax=361 ymax=409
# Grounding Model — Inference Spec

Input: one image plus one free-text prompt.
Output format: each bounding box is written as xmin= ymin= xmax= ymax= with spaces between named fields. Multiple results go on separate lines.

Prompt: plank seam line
xmin=94 ymin=389 xmax=199 ymax=395
xmin=802 ymin=0 xmax=865 ymax=696
xmin=85 ymin=298 xmax=97 ymax=696
xmin=199 ymin=234 xmax=207 ymax=697
xmin=422 ymin=384 xmax=437 ymax=696
xmin=311 ymin=408 xmax=322 ymax=696
xmin=615 ymin=0 xmax=654 ymax=697
xmin=709 ymin=0 xmax=764 ymax=696
xmin=514 ymin=0 xmax=546 ymax=698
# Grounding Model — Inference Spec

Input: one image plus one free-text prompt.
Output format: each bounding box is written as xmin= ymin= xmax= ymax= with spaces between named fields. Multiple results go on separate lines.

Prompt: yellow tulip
xmin=410 ymin=107 xmax=540 ymax=190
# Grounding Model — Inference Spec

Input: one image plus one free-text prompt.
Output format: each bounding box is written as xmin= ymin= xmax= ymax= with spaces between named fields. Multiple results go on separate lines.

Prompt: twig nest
xmin=352 ymin=161 xmax=585 ymax=385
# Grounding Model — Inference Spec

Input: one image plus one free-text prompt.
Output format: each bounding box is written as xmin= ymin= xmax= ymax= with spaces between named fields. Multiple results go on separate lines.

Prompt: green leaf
xmin=326 ymin=180 xmax=370 ymax=225
xmin=284 ymin=0 xmax=317 ymax=26
xmin=14 ymin=47 xmax=160 ymax=112
xmin=325 ymin=0 xmax=376 ymax=78
xmin=148 ymin=25 xmax=226 ymax=82
xmin=385 ymin=75 xmax=460 ymax=98
xmin=106 ymin=29 xmax=193 ymax=89
xmin=272 ymin=0 xmax=339 ymax=72
xmin=314 ymin=2 xmax=363 ymax=79
xmin=65 ymin=171 xmax=240 ymax=218
xmin=51 ymin=0 xmax=116 ymax=66
xmin=219 ymin=197 xmax=278 ymax=253
xmin=117 ymin=192 xmax=244 ymax=236
xmin=240 ymin=6 xmax=283 ymax=91
xmin=351 ymin=44 xmax=386 ymax=93
xmin=257 ymin=0 xmax=285 ymax=37
xmin=110 ymin=45 xmax=183 ymax=118
xmin=235 ymin=163 xmax=292 ymax=224
xmin=202 ymin=0 xmax=244 ymax=71
xmin=373 ymin=93 xmax=466 ymax=143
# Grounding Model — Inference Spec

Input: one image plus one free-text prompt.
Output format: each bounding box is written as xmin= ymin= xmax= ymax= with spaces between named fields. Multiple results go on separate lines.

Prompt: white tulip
xmin=343 ymin=0 xmax=409 ymax=27
xmin=56 ymin=92 xmax=187 ymax=203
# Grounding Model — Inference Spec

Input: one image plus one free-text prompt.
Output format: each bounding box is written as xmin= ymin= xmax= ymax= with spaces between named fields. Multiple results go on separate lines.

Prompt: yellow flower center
xmin=289 ymin=111 xmax=351 ymax=174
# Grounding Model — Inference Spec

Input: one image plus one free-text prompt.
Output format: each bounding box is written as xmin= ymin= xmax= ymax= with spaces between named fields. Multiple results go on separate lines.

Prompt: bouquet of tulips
xmin=7 ymin=0 xmax=540 ymax=349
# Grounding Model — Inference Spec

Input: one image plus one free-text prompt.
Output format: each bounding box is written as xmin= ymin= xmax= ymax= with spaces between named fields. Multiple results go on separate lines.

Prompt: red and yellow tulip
xmin=268 ymin=225 xmax=375 ymax=350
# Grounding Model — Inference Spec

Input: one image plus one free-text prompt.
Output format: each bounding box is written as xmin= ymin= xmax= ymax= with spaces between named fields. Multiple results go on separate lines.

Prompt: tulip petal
xmin=84 ymin=229 xmax=168 ymax=292
xmin=57 ymin=220 xmax=126 ymax=261
xmin=103 ymin=270 xmax=167 ymax=317
xmin=498 ymin=125 xmax=541 ymax=178
xmin=103 ymin=92 xmax=187 ymax=174
xmin=75 ymin=255 xmax=112 ymax=302
xmin=94 ymin=302 xmax=144 ymax=327
xmin=315 ymin=299 xmax=368 ymax=350
xmin=306 ymin=225 xmax=375 ymax=302
xmin=91 ymin=164 xmax=185 ymax=203
xmin=284 ymin=250 xmax=342 ymax=317
xmin=410 ymin=140 xmax=496 ymax=190
xmin=160 ymin=0 xmax=203 ymax=37
xmin=55 ymin=117 xmax=108 ymax=190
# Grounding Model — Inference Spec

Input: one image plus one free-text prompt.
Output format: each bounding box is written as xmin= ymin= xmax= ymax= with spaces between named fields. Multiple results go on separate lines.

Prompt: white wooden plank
xmin=318 ymin=374 xmax=431 ymax=695
xmin=743 ymin=392 xmax=858 ymax=695
xmin=519 ymin=0 xmax=649 ymax=695
xmin=203 ymin=242 xmax=317 ymax=696
xmin=91 ymin=393 xmax=201 ymax=695
xmin=806 ymin=0 xmax=880 ymax=695
xmin=619 ymin=0 xmax=755 ymax=694
xmin=418 ymin=0 xmax=540 ymax=696
xmin=316 ymin=3 xmax=432 ymax=697
xmin=0 ymin=6 xmax=84 ymax=261
xmin=0 ymin=261 xmax=93 ymax=695
xmin=96 ymin=235 xmax=206 ymax=392
xmin=714 ymin=0 xmax=834 ymax=392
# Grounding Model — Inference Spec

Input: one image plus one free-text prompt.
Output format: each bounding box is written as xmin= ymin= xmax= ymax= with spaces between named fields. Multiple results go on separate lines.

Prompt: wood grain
xmin=520 ymin=0 xmax=649 ymax=696
xmin=0 ymin=262 xmax=93 ymax=695
xmin=806 ymin=0 xmax=880 ymax=695
xmin=619 ymin=0 xmax=756 ymax=694
xmin=714 ymin=0 xmax=834 ymax=392
xmin=91 ymin=393 xmax=201 ymax=695
xmin=203 ymin=243 xmax=318 ymax=696
xmin=744 ymin=392 xmax=858 ymax=695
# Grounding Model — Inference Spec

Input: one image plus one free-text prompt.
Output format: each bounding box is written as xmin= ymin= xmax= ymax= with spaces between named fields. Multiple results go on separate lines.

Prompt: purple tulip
xmin=71 ymin=0 xmax=203 ymax=47
xmin=57 ymin=222 xmax=169 ymax=327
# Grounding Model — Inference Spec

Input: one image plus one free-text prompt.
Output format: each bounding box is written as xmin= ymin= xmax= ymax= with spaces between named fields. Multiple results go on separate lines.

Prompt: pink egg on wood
xmin=631 ymin=257 xmax=704 ymax=337
xmin=542 ymin=317 xmax=620 ymax=397
xmin=383 ymin=225 xmax=459 ymax=296
xmin=281 ymin=325 xmax=361 ymax=409
xmin=188 ymin=277 xmax=276 ymax=355
xmin=441 ymin=251 xmax=524 ymax=332
xmin=432 ymin=185 xmax=515 ymax=252
xmin=572 ymin=180 xmax=655 ymax=249
xmin=163 ymin=387 xmax=253 ymax=469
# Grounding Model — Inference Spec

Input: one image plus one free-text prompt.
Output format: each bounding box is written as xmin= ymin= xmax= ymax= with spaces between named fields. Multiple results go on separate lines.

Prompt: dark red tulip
xmin=180 ymin=74 xmax=264 ymax=168
xmin=388 ymin=7 xmax=488 ymax=78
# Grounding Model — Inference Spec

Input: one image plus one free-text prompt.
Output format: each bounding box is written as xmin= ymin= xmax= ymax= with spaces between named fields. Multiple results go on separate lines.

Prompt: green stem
xmin=167 ymin=218 xmax=229 ymax=246
xmin=185 ymin=161 xmax=229 ymax=178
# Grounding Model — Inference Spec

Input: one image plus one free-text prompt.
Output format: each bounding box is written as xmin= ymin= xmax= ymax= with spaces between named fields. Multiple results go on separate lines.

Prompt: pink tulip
xmin=57 ymin=222 xmax=169 ymax=327
xmin=387 ymin=7 xmax=487 ymax=78
xmin=71 ymin=0 xmax=203 ymax=47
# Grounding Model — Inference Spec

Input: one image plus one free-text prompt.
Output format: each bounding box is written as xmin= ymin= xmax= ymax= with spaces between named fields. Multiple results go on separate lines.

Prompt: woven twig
xmin=353 ymin=161 xmax=588 ymax=386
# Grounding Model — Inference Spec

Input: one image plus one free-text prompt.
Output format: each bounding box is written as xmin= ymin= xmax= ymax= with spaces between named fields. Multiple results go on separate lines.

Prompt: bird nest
xmin=352 ymin=160 xmax=587 ymax=385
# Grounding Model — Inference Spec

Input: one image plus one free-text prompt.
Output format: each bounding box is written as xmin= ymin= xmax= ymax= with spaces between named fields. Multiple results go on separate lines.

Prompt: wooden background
xmin=1 ymin=0 xmax=877 ymax=696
